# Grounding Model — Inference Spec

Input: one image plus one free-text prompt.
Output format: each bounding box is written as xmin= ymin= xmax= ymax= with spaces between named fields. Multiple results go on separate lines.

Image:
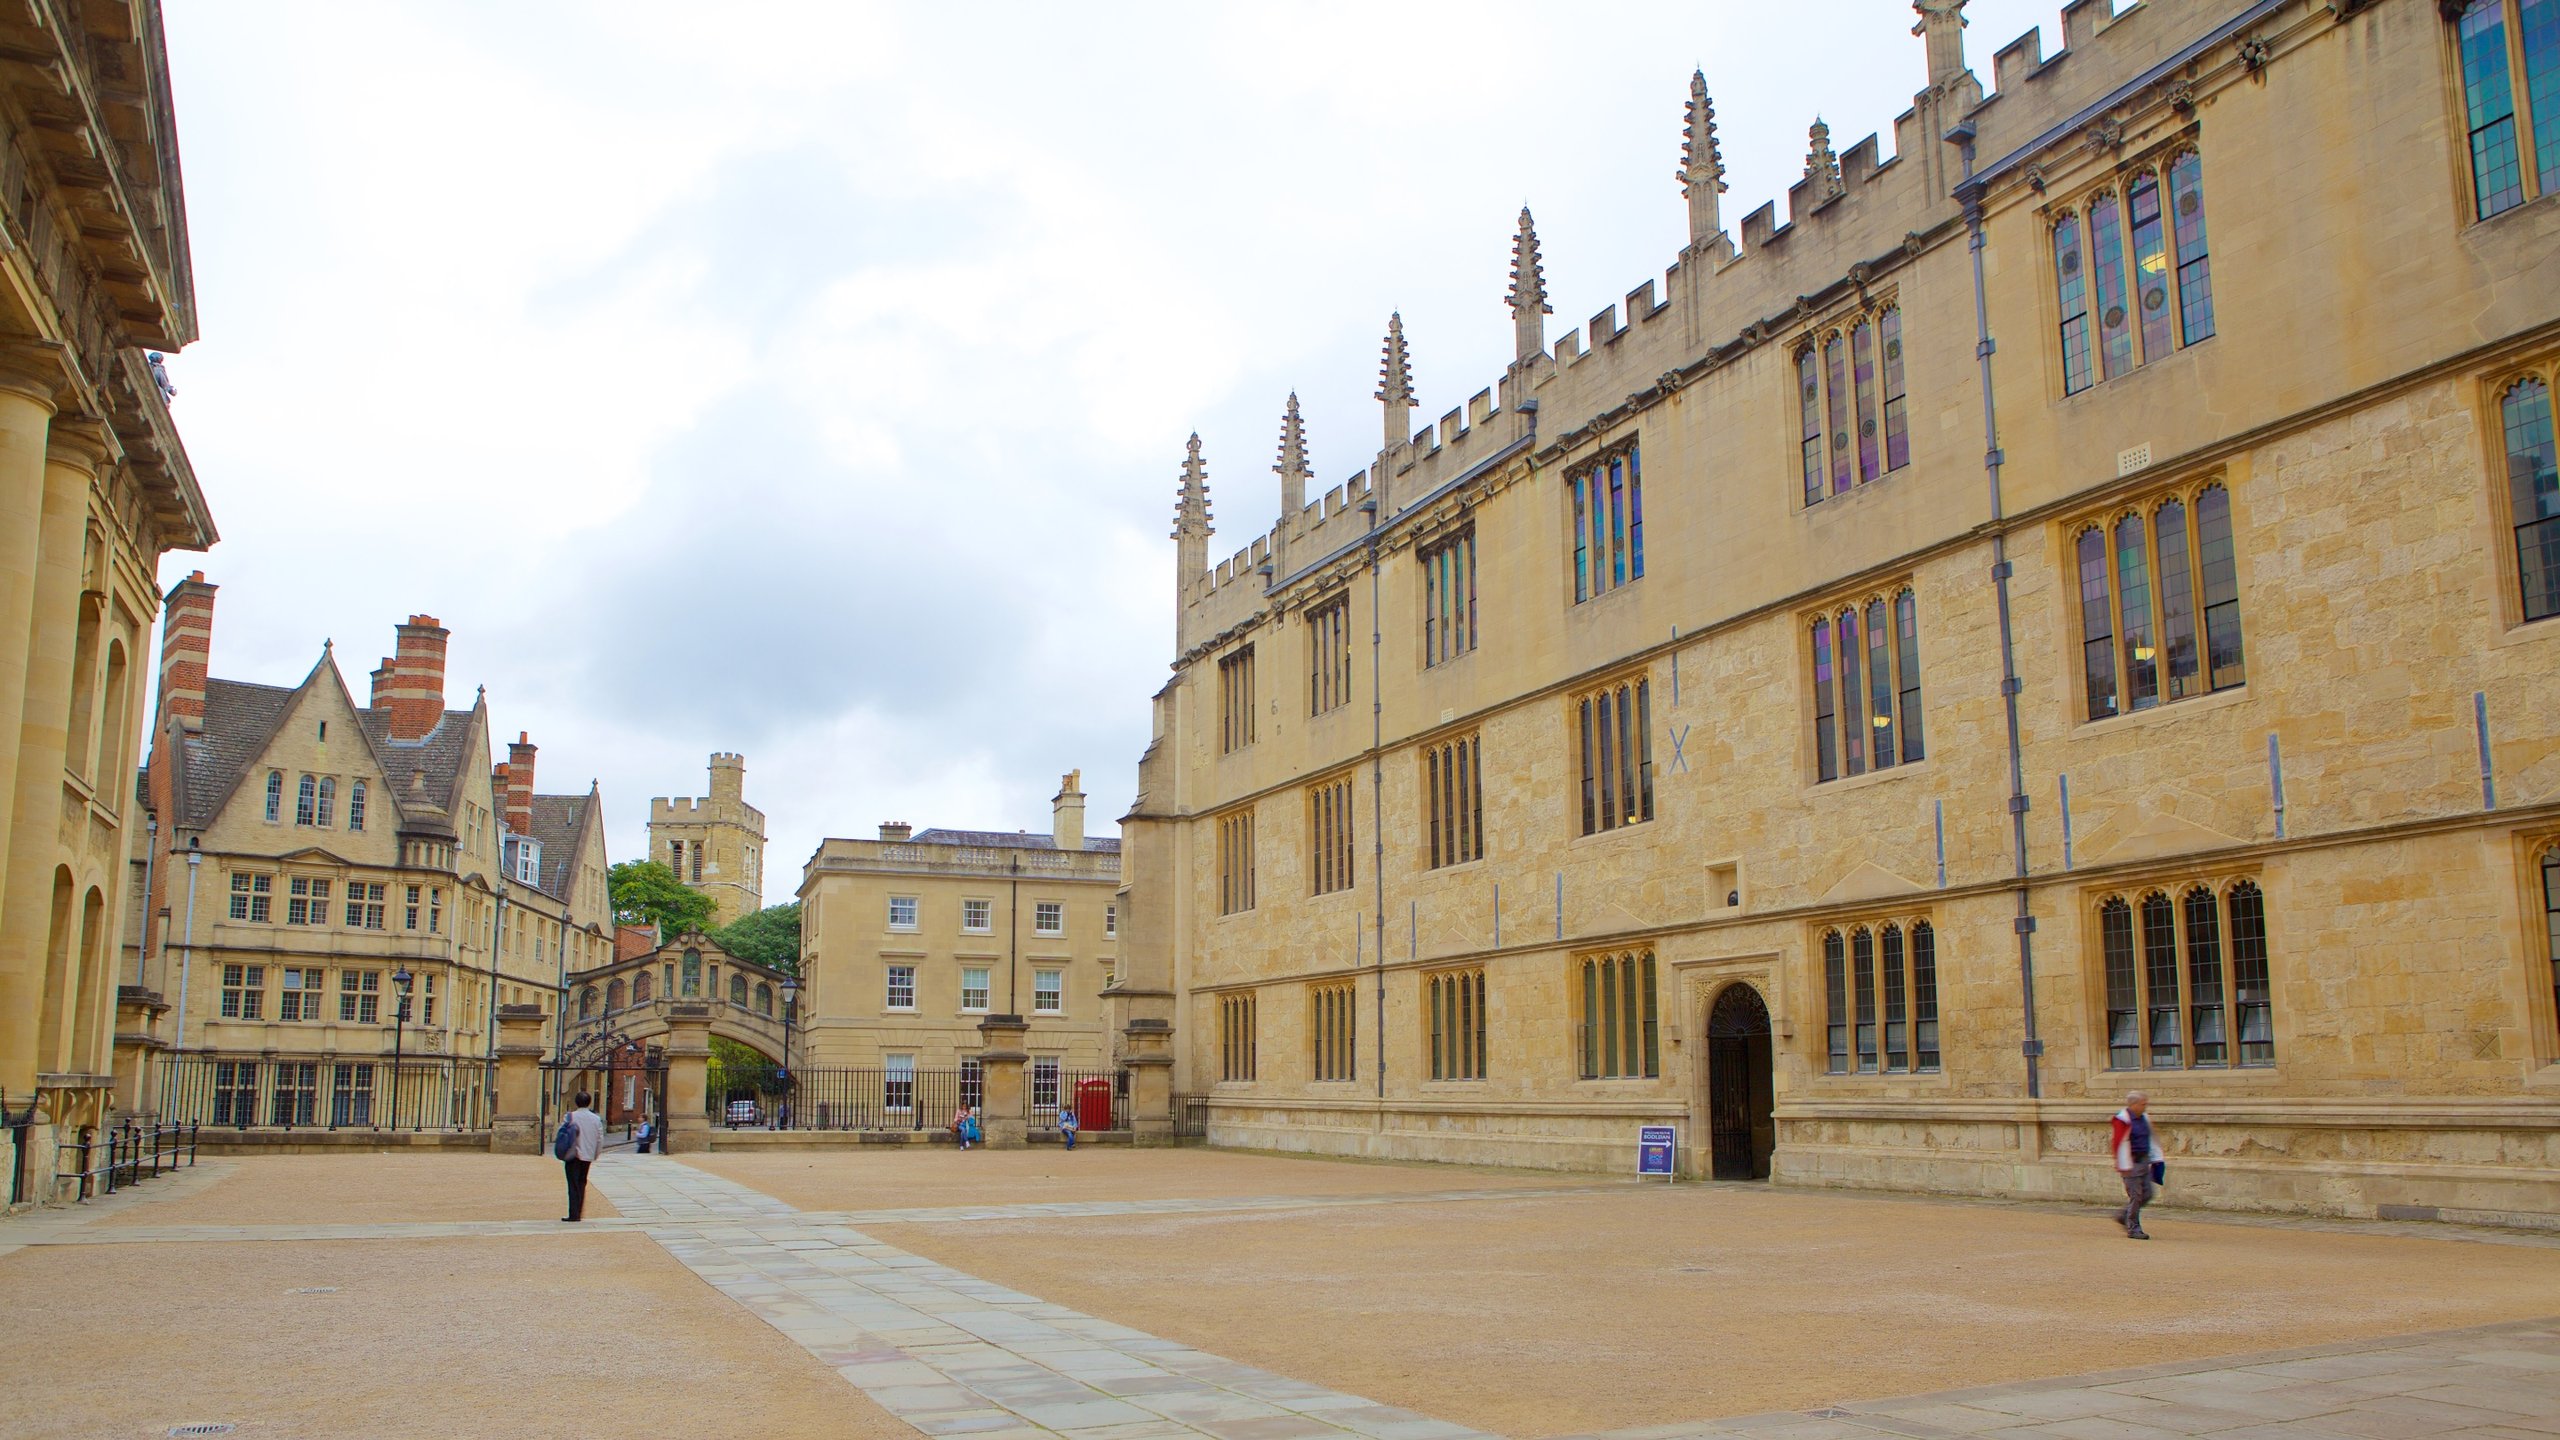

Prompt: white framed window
xmin=888 ymin=895 xmax=918 ymax=930
xmin=405 ymin=884 xmax=421 ymax=930
xmin=428 ymin=887 xmax=443 ymax=935
xmin=1031 ymin=1057 xmax=1060 ymax=1110
xmin=886 ymin=964 xmax=916 ymax=1010
xmin=278 ymin=967 xmax=324 ymax=1021
xmin=1034 ymin=901 xmax=1063 ymax=936
xmin=295 ymin=773 xmax=317 ymax=826
xmin=316 ymin=776 xmax=336 ymax=827
xmin=220 ymin=963 xmax=265 ymax=1020
xmin=344 ymin=881 xmax=386 ymax=930
xmin=286 ymin=876 xmax=333 ymax=927
xmin=348 ymin=780 xmax=366 ymax=832
xmin=264 ymin=770 xmax=282 ymax=823
xmin=1034 ymin=969 xmax=1063 ymax=1014
xmin=962 ymin=898 xmax=993 ymax=933
xmin=1104 ymin=903 xmax=1117 ymax=938
xmin=228 ymin=872 xmax=272 ymax=923
xmin=960 ymin=966 xmax=991 ymax=1012
xmin=884 ymin=1054 xmax=915 ymax=1112
xmin=339 ymin=969 xmax=380 ymax=1024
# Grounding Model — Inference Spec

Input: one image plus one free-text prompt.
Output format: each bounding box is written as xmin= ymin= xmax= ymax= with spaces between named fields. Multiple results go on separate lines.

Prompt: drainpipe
xmin=1951 ymin=120 xmax=2042 ymax=1100
xmin=139 ymin=817 xmax=157 ymax=991
xmin=173 ymin=843 xmax=201 ymax=1050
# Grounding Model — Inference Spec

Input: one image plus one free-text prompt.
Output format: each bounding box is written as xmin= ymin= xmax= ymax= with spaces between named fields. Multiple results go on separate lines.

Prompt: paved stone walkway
xmin=5 ymin=1153 xmax=2555 ymax=1439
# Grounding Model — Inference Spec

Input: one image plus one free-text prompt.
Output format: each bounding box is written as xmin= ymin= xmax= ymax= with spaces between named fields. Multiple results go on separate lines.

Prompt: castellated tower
xmin=647 ymin=751 xmax=768 ymax=928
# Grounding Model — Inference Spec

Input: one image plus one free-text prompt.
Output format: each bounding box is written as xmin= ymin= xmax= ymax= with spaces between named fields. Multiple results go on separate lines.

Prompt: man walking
xmin=2110 ymin=1091 xmax=2160 ymax=1239
xmin=561 ymin=1090 xmax=604 ymax=1222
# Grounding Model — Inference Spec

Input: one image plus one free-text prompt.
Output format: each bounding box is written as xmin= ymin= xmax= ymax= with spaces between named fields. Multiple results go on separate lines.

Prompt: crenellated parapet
xmin=1163 ymin=0 xmax=2306 ymax=662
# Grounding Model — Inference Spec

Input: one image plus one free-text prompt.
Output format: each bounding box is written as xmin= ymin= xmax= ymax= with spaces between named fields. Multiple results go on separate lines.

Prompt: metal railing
xmin=1173 ymin=1093 xmax=1209 ymax=1139
xmin=707 ymin=1064 xmax=972 ymax=1132
xmin=56 ymin=1121 xmax=200 ymax=1201
xmin=154 ymin=1052 xmax=492 ymax=1132
xmin=1032 ymin=1068 xmax=1124 ymax=1131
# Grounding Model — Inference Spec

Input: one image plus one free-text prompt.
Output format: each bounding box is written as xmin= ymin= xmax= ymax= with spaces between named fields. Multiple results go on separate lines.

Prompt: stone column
xmin=0 ymin=414 xmax=98 ymax=1092
xmin=0 ymin=345 xmax=58 ymax=974
xmin=111 ymin=987 xmax=167 ymax=1118
xmin=661 ymin=1002 xmax=713 ymax=1154
xmin=1120 ymin=1004 xmax=1177 ymax=1146
xmin=489 ymin=1004 xmax=546 ymax=1154
xmin=976 ymin=1013 xmax=1029 ymax=1150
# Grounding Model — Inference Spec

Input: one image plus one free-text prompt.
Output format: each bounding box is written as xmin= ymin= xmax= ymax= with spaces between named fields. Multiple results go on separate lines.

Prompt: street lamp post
xmin=390 ymin=965 xmax=414 ymax=1130
xmin=779 ymin=976 xmax=799 ymax=1132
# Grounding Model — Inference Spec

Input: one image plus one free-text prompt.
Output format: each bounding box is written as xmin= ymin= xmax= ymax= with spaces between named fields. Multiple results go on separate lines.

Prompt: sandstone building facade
xmin=800 ymin=772 xmax=1120 ymax=1104
xmin=1115 ymin=0 xmax=2560 ymax=1221
xmin=649 ymin=752 xmax=765 ymax=928
xmin=0 ymin=0 xmax=214 ymax=1203
xmin=129 ymin=593 xmax=616 ymax=1129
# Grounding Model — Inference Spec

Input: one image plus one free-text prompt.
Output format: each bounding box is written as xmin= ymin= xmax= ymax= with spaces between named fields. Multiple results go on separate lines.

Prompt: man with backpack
xmin=556 ymin=1091 xmax=603 ymax=1221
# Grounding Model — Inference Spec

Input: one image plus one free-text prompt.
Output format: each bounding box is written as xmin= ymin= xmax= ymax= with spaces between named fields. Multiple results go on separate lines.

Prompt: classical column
xmin=0 ymin=413 xmax=99 ymax=1094
xmin=977 ymin=1013 xmax=1029 ymax=1150
xmin=489 ymin=1004 xmax=546 ymax=1153
xmin=0 ymin=347 xmax=59 ymax=1109
xmin=661 ymin=1002 xmax=713 ymax=1154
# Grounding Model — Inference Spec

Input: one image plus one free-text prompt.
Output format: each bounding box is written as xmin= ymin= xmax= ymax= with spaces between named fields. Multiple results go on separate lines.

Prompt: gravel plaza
xmin=4 ymin=1146 xmax=2558 ymax=1439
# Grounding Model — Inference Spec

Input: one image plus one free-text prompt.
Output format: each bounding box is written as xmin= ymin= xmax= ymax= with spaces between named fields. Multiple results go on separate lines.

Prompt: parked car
xmin=724 ymin=1099 xmax=759 ymax=1127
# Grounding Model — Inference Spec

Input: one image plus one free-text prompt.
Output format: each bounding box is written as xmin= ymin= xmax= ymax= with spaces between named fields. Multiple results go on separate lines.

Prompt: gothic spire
xmin=1804 ymin=117 xmax=1843 ymax=203
xmin=1172 ymin=432 xmax=1213 ymax=543
xmin=1912 ymin=0 xmax=1971 ymax=89
xmin=1274 ymin=393 xmax=1309 ymax=517
xmin=1376 ymin=312 xmax=1415 ymax=450
xmin=1507 ymin=207 xmax=1552 ymax=364
xmin=1679 ymin=70 xmax=1727 ymax=243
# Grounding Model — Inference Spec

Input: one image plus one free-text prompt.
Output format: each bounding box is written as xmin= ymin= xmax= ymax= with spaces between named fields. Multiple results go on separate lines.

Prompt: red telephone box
xmin=1074 ymin=1077 xmax=1114 ymax=1133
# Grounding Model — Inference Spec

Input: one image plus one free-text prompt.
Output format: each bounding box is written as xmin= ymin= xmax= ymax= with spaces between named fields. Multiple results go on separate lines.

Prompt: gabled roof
xmin=909 ymin=827 xmax=1123 ymax=854
xmin=526 ymin=790 xmax=595 ymax=902
xmin=357 ymin=700 xmax=483 ymax=839
xmin=171 ymin=677 xmax=297 ymax=827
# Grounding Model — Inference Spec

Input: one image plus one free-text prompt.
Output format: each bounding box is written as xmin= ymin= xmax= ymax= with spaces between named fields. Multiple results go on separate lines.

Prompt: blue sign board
xmin=1637 ymin=1124 xmax=1676 ymax=1179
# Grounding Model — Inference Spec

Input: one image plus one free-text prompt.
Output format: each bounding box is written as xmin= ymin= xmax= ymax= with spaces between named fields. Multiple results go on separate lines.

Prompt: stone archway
xmin=1706 ymin=982 xmax=1775 ymax=1181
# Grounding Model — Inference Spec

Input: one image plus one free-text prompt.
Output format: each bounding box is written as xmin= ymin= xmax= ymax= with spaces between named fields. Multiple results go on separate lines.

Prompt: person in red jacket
xmin=2110 ymin=1091 xmax=2159 ymax=1239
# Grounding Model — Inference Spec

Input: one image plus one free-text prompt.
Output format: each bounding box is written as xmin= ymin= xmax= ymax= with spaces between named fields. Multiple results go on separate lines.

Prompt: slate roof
xmin=358 ymin=706 xmax=478 ymax=837
xmin=526 ymin=792 xmax=592 ymax=901
xmin=172 ymin=678 xmax=298 ymax=827
xmin=908 ymin=827 xmax=1122 ymax=854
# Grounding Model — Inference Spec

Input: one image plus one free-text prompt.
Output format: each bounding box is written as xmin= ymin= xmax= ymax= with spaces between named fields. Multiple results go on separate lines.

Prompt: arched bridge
xmin=561 ymin=932 xmax=794 ymax=1064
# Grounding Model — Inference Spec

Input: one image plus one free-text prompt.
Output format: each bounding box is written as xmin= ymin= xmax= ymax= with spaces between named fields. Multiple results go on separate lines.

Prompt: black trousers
xmin=564 ymin=1158 xmax=591 ymax=1220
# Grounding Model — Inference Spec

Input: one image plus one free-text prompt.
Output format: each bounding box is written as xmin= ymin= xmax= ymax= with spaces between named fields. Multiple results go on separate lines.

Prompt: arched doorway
xmin=1706 ymin=983 xmax=1775 ymax=1181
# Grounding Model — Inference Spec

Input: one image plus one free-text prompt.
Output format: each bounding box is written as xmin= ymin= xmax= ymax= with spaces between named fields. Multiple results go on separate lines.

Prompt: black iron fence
xmin=154 ymin=1052 xmax=492 ymax=1132
xmin=56 ymin=1121 xmax=200 ymax=1200
xmin=705 ymin=1062 xmax=1131 ymax=1132
xmin=1173 ymin=1093 xmax=1209 ymax=1139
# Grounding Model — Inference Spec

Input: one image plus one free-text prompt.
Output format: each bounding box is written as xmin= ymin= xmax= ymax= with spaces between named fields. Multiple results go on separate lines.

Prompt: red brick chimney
xmin=381 ymin=614 xmax=448 ymax=741
xmin=369 ymin=659 xmax=396 ymax=710
xmin=156 ymin=571 xmax=215 ymax=733
xmin=505 ymin=732 xmax=536 ymax=834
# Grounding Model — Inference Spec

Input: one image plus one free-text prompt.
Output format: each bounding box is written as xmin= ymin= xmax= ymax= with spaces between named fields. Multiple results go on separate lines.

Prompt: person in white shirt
xmin=562 ymin=1092 xmax=604 ymax=1222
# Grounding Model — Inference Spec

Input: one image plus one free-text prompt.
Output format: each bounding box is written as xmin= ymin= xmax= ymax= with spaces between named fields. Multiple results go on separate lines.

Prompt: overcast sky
xmin=156 ymin=0 xmax=2066 ymax=898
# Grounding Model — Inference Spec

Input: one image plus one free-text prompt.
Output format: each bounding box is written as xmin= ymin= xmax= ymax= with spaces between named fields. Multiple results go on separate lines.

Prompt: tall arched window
xmin=2167 ymin=150 xmax=2215 ymax=343
xmin=295 ymin=774 xmax=317 ymax=826
xmin=681 ymin=949 xmax=701 ymax=997
xmin=2128 ymin=171 xmax=2173 ymax=361
xmin=1850 ymin=928 xmax=1878 ymax=1071
xmin=2541 ymin=847 xmax=2559 ymax=1050
xmin=2456 ymin=1 xmax=2530 ymax=218
xmin=1576 ymin=948 xmax=1658 ymax=1079
xmin=756 ymin=982 xmax=773 ymax=1017
xmin=96 ymin=640 xmax=128 ymax=806
xmin=2088 ymin=189 xmax=2133 ymax=379
xmin=265 ymin=771 xmax=283 ymax=823
xmin=1822 ymin=930 xmax=1848 ymax=1073
xmin=349 ymin=780 xmax=367 ymax=832
xmin=1797 ymin=347 xmax=1823 ymax=506
xmin=2078 ymin=484 xmax=2246 ymax=721
xmin=1851 ymin=320 xmax=1881 ymax=480
xmin=2054 ymin=211 xmax=2092 ymax=394
xmin=1880 ymin=923 xmax=1908 ymax=1071
xmin=633 ymin=969 xmax=652 ymax=1004
xmin=1880 ymin=307 xmax=1909 ymax=471
xmin=64 ymin=602 xmax=100 ymax=782
xmin=2504 ymin=377 xmax=2558 ymax=621
xmin=2100 ymin=879 xmax=2273 ymax=1071
xmin=316 ymin=777 xmax=336 ymax=827
xmin=1825 ymin=333 xmax=1852 ymax=493
xmin=1811 ymin=593 xmax=1925 ymax=782
xmin=579 ymin=985 xmax=597 ymax=1020
xmin=607 ymin=978 xmax=625 ymax=1013
xmin=729 ymin=973 xmax=748 ymax=1007
xmin=1911 ymin=921 xmax=1940 ymax=1071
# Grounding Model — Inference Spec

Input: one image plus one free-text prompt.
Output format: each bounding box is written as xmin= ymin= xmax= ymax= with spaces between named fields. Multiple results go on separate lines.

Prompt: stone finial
xmin=1679 ymin=70 xmax=1727 ymax=243
xmin=1804 ymin=118 xmax=1844 ymax=203
xmin=1911 ymin=0 xmax=1970 ymax=88
xmin=1172 ymin=432 xmax=1213 ymax=543
xmin=1376 ymin=312 xmax=1415 ymax=450
xmin=1274 ymin=393 xmax=1309 ymax=518
xmin=1507 ymin=207 xmax=1552 ymax=364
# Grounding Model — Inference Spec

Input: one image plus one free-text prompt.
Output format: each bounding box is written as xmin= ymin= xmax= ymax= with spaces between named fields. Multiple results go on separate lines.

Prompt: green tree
xmin=712 ymin=901 xmax=801 ymax=976
xmin=607 ymin=859 xmax=716 ymax=940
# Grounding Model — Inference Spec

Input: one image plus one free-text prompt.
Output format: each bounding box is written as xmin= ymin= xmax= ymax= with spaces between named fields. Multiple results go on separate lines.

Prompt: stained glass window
xmin=1852 ymin=320 xmax=1881 ymax=480
xmin=1880 ymin=308 xmax=1910 ymax=472
xmin=2116 ymin=512 xmax=2158 ymax=710
xmin=2128 ymin=172 xmax=2174 ymax=363
xmin=1823 ymin=931 xmax=1849 ymax=1074
xmin=2168 ymin=151 xmax=2215 ymax=344
xmin=1826 ymin=334 xmax=1853 ymax=493
xmin=1798 ymin=348 xmax=1824 ymax=506
xmin=2077 ymin=527 xmax=2116 ymax=719
xmin=2055 ymin=213 xmax=2092 ymax=395
xmin=2089 ymin=190 xmax=2134 ymax=380
xmin=1811 ymin=620 xmax=1837 ymax=783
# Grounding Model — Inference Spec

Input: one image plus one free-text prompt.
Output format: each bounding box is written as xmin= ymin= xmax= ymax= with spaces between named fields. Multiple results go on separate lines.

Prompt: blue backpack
xmin=553 ymin=1115 xmax=579 ymax=1160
